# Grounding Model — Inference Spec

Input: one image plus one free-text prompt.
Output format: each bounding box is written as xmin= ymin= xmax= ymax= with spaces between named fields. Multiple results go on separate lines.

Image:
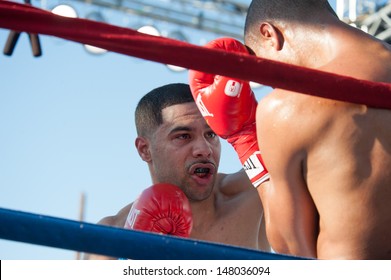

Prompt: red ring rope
xmin=0 ymin=0 xmax=390 ymax=108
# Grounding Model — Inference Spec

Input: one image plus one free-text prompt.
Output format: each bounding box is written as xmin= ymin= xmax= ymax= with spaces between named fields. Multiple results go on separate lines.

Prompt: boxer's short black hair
xmin=135 ymin=83 xmax=194 ymax=137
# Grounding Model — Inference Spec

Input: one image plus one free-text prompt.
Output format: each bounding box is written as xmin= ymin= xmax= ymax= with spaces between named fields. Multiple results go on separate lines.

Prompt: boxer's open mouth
xmin=194 ymin=167 xmax=211 ymax=177
xmin=190 ymin=163 xmax=215 ymax=179
xmin=194 ymin=167 xmax=210 ymax=178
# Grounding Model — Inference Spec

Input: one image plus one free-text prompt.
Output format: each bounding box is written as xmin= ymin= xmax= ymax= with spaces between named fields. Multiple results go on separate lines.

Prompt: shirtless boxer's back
xmin=245 ymin=0 xmax=391 ymax=259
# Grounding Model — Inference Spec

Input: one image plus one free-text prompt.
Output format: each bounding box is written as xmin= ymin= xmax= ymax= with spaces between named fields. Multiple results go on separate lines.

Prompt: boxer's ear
xmin=135 ymin=136 xmax=151 ymax=162
xmin=259 ymin=22 xmax=283 ymax=51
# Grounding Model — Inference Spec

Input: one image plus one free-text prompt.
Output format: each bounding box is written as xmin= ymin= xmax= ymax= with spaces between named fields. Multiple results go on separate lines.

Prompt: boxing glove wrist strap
xmin=228 ymin=131 xmax=270 ymax=188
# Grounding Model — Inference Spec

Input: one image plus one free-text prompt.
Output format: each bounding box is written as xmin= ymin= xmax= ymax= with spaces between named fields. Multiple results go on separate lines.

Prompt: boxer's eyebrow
xmin=169 ymin=126 xmax=192 ymax=135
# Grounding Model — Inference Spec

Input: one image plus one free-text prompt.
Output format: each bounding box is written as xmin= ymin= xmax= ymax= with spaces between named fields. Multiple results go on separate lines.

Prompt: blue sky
xmin=0 ymin=0 xmax=338 ymax=259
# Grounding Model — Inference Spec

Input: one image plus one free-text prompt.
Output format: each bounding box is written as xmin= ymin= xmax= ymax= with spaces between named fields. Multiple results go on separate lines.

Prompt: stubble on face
xmin=150 ymin=152 xmax=217 ymax=202
xmin=148 ymin=103 xmax=220 ymax=203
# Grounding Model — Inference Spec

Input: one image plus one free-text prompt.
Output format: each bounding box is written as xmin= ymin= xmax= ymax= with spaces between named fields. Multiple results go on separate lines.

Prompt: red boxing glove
xmin=124 ymin=183 xmax=193 ymax=237
xmin=189 ymin=37 xmax=269 ymax=187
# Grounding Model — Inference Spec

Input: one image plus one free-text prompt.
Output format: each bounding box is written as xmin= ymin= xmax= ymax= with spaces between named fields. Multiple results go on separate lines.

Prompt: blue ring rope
xmin=0 ymin=207 xmax=305 ymax=260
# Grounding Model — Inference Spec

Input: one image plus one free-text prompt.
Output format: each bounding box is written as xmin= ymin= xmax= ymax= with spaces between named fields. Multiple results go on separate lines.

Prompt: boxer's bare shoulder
xmin=98 ymin=204 xmax=132 ymax=228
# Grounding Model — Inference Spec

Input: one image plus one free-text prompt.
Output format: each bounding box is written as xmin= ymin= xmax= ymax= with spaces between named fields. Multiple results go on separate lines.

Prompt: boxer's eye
xmin=206 ymin=132 xmax=217 ymax=139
